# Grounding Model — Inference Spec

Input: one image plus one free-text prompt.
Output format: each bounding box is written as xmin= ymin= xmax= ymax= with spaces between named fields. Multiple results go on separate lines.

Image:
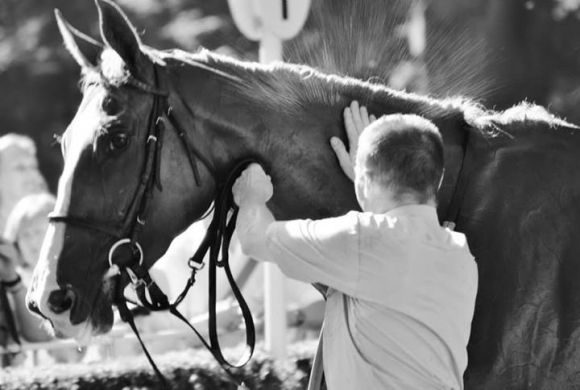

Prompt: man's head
xmin=354 ymin=114 xmax=444 ymax=212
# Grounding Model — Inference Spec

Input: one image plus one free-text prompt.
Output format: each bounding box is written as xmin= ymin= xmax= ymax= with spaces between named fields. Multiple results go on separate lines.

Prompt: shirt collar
xmin=384 ymin=204 xmax=440 ymax=225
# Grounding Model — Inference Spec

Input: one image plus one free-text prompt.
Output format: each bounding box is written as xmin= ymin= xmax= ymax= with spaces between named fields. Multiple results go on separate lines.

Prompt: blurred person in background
xmin=1 ymin=193 xmax=85 ymax=365
xmin=0 ymin=236 xmax=50 ymax=367
xmin=0 ymin=134 xmax=48 ymax=232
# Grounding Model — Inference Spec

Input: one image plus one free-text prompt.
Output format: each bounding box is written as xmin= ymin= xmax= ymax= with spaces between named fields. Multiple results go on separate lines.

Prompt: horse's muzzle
xmin=47 ymin=287 xmax=76 ymax=316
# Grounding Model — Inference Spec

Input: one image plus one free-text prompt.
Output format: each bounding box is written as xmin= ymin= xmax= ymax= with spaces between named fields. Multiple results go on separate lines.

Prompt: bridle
xmin=442 ymin=121 xmax=474 ymax=231
xmin=48 ymin=64 xmax=255 ymax=387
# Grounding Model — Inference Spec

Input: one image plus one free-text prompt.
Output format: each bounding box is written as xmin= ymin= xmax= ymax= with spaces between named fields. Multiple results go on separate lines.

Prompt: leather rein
xmin=442 ymin=121 xmax=474 ymax=231
xmin=49 ymin=65 xmax=255 ymax=387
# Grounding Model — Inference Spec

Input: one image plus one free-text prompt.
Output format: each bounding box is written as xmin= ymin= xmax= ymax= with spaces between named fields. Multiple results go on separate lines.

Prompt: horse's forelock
xmin=99 ymin=49 xmax=131 ymax=85
xmin=78 ymin=49 xmax=135 ymax=93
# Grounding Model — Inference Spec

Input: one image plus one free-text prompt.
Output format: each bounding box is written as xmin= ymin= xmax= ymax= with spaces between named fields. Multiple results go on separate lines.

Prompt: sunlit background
xmin=1 ymin=0 xmax=579 ymax=192
xmin=1 ymin=0 xmax=580 ymax=387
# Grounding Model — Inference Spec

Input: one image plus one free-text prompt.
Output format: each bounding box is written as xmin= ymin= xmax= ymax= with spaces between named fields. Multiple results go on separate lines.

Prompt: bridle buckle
xmin=188 ymin=258 xmax=205 ymax=271
xmin=108 ymin=238 xmax=144 ymax=282
xmin=125 ymin=267 xmax=146 ymax=287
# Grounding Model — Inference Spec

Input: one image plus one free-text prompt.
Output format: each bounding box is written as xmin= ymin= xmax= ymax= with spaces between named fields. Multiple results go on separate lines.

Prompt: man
xmin=232 ymin=101 xmax=478 ymax=389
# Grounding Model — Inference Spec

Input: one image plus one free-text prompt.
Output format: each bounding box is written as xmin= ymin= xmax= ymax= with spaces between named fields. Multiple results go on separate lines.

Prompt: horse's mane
xmin=182 ymin=50 xmax=576 ymax=133
xmin=186 ymin=49 xmax=475 ymax=119
xmin=94 ymin=47 xmax=577 ymax=137
xmin=473 ymin=102 xmax=575 ymax=130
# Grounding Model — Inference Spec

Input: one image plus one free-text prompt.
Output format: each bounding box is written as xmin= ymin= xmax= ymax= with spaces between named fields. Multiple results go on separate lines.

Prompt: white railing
xmin=0 ymin=329 xmax=194 ymax=355
xmin=0 ymin=328 xmax=197 ymax=367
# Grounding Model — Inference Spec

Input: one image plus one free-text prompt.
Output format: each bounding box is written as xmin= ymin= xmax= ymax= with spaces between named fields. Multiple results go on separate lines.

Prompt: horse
xmin=27 ymin=1 xmax=580 ymax=389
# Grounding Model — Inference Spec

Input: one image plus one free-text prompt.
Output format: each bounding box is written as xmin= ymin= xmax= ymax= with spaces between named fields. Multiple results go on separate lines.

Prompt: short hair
xmin=356 ymin=114 xmax=444 ymax=204
xmin=4 ymin=193 xmax=56 ymax=243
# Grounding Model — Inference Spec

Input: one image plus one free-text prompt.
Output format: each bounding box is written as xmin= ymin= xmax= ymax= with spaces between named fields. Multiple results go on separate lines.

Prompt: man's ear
xmin=95 ymin=0 xmax=150 ymax=76
xmin=55 ymin=9 xmax=102 ymax=70
xmin=359 ymin=171 xmax=372 ymax=197
xmin=438 ymin=169 xmax=445 ymax=190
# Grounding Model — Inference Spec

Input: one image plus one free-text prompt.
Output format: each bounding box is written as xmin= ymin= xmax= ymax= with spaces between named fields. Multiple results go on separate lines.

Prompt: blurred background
xmin=1 ymin=0 xmax=579 ymax=191
xmin=0 ymin=1 xmax=580 ymax=385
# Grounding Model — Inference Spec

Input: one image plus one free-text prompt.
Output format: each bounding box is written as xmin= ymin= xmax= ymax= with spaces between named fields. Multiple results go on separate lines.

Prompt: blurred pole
xmin=259 ymin=34 xmax=283 ymax=64
xmin=228 ymin=0 xmax=311 ymax=360
xmin=258 ymin=32 xmax=285 ymax=360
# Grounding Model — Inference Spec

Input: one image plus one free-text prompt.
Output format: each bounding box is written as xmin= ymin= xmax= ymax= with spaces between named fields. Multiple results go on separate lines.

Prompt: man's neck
xmin=364 ymin=195 xmax=436 ymax=214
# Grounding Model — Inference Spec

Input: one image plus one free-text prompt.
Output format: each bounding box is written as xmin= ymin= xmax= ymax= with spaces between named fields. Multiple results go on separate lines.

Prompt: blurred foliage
xmin=0 ymin=341 xmax=316 ymax=390
xmin=286 ymin=0 xmax=412 ymax=83
xmin=0 ymin=0 xmax=579 ymax=190
xmin=424 ymin=0 xmax=580 ymax=117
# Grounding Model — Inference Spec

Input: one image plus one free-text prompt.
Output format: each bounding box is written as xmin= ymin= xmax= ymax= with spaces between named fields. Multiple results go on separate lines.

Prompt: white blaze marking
xmin=29 ymin=86 xmax=106 ymax=339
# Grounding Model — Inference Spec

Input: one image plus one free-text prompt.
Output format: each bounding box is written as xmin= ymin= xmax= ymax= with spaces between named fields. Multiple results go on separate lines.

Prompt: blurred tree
xmin=425 ymin=0 xmax=580 ymax=123
xmin=286 ymin=0 xmax=413 ymax=83
xmin=288 ymin=0 xmax=580 ymax=124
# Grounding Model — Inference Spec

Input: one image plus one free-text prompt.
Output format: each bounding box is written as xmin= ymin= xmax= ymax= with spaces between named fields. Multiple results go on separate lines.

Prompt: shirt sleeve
xmin=265 ymin=211 xmax=360 ymax=296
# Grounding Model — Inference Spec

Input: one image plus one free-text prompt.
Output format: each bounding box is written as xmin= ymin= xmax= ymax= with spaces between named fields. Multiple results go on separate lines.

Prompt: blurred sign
xmin=228 ymin=0 xmax=311 ymax=40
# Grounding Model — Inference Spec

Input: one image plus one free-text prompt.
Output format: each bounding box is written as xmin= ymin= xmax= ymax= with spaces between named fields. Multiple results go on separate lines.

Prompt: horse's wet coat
xmin=28 ymin=1 xmax=580 ymax=388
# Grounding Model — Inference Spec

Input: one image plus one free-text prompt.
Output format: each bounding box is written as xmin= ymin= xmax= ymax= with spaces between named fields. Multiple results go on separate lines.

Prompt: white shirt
xmin=239 ymin=204 xmax=478 ymax=390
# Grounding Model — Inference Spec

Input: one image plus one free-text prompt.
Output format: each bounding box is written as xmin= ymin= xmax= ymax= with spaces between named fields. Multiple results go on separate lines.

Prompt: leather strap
xmin=443 ymin=127 xmax=473 ymax=231
xmin=114 ymin=275 xmax=168 ymax=387
xmin=307 ymin=325 xmax=325 ymax=390
xmin=116 ymin=159 xmax=258 ymax=387
xmin=0 ymin=285 xmax=20 ymax=346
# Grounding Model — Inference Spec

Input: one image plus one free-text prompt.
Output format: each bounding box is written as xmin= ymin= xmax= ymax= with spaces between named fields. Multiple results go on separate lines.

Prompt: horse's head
xmin=27 ymin=0 xmax=216 ymax=340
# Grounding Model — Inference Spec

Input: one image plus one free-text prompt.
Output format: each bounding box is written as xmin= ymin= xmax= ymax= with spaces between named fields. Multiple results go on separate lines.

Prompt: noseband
xmin=49 ymin=65 xmax=255 ymax=387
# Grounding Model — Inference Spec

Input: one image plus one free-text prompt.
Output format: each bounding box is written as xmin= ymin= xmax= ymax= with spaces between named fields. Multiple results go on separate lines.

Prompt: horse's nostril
xmin=47 ymin=288 xmax=75 ymax=314
xmin=27 ymin=298 xmax=44 ymax=317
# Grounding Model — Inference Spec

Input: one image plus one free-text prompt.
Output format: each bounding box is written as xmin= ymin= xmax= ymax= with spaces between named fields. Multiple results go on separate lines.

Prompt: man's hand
xmin=233 ymin=164 xmax=275 ymax=261
xmin=232 ymin=163 xmax=273 ymax=207
xmin=330 ymin=101 xmax=377 ymax=181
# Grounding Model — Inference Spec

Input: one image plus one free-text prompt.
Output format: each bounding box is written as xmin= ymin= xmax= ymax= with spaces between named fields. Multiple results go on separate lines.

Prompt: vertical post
xmin=259 ymin=33 xmax=287 ymax=360
xmin=228 ymin=0 xmax=311 ymax=361
xmin=259 ymin=34 xmax=283 ymax=64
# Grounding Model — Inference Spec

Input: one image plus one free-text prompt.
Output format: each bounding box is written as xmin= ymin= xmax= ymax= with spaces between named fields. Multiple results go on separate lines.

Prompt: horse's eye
xmin=102 ymin=96 xmax=122 ymax=115
xmin=109 ymin=133 xmax=129 ymax=151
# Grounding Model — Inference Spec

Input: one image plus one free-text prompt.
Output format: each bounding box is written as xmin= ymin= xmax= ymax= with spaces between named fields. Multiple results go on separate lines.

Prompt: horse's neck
xmin=172 ymin=57 xmax=466 ymax=219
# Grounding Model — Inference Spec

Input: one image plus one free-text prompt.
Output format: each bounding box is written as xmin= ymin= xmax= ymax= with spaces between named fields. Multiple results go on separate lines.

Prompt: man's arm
xmin=232 ymin=101 xmax=375 ymax=292
xmin=232 ymin=164 xmax=275 ymax=261
xmin=237 ymin=202 xmax=276 ymax=262
xmin=233 ymin=165 xmax=360 ymax=294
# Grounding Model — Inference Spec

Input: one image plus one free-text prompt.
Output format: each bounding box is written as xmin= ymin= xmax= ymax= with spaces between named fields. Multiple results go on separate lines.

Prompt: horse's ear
xmin=55 ymin=9 xmax=102 ymax=69
xmin=95 ymin=0 xmax=149 ymax=76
